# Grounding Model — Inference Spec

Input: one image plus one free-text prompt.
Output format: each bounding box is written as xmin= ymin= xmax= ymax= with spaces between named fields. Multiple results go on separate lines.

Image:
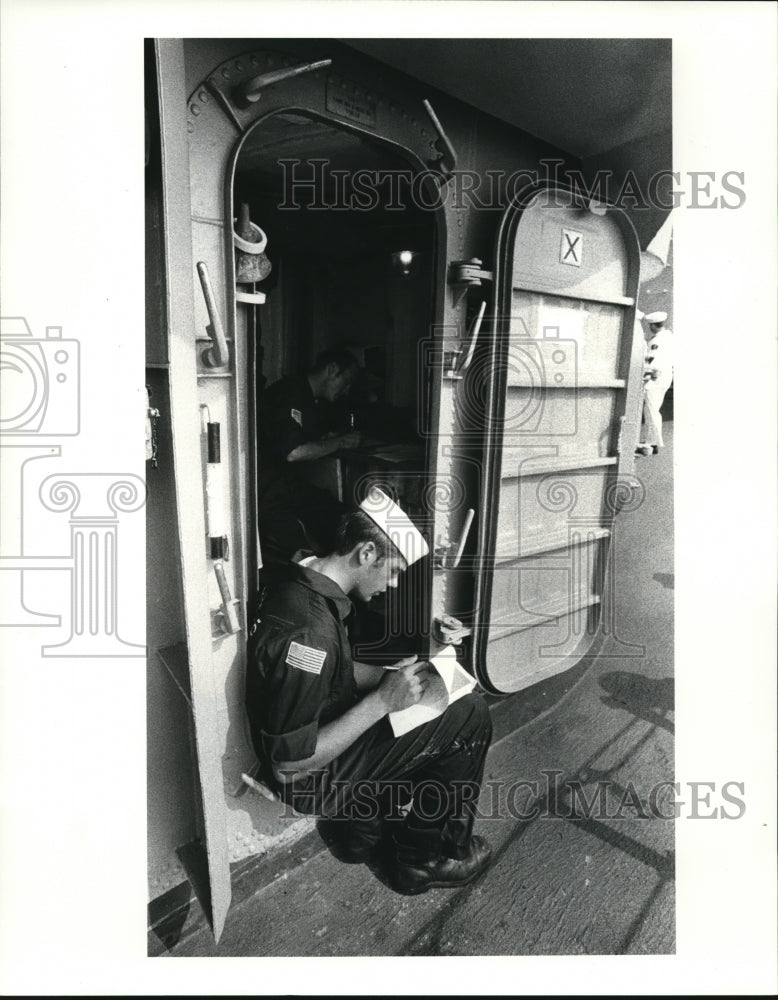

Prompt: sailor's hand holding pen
xmin=377 ymin=655 xmax=431 ymax=712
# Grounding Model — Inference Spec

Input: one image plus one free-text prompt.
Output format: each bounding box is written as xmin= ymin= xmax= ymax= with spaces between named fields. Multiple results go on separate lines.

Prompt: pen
xmin=382 ymin=657 xmax=426 ymax=671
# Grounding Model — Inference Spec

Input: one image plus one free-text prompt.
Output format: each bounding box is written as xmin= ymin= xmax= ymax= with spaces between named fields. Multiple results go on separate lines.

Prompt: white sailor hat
xmin=644 ymin=311 xmax=667 ymax=324
xmin=359 ymin=487 xmax=429 ymax=565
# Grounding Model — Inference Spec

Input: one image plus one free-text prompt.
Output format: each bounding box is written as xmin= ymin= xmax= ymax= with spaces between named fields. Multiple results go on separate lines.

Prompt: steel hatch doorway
xmin=233 ymin=109 xmax=441 ymax=660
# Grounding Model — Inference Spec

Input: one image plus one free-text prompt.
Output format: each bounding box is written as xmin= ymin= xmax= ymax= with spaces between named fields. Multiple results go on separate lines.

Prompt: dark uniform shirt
xmin=258 ymin=374 xmax=332 ymax=471
xmin=256 ymin=375 xmax=346 ymax=562
xmin=245 ymin=557 xmax=358 ymax=767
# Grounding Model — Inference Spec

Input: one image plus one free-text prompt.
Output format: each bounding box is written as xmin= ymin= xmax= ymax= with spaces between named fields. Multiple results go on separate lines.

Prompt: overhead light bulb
xmin=392 ymin=250 xmax=416 ymax=276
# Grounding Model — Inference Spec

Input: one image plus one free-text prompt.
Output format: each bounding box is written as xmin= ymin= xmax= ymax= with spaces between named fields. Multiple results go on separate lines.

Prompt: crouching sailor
xmin=245 ymin=487 xmax=493 ymax=894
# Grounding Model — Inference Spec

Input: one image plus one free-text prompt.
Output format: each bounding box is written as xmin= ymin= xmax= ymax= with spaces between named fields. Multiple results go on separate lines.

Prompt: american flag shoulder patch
xmin=286 ymin=640 xmax=327 ymax=675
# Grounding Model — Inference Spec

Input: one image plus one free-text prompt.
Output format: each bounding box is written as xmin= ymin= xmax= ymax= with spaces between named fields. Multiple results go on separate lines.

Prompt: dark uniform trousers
xmin=246 ymin=559 xmax=493 ymax=863
xmin=279 ymin=692 xmax=492 ymax=862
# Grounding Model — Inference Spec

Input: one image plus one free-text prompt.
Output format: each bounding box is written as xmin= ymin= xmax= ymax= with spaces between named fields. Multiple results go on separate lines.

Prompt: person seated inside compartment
xmin=257 ymin=346 xmax=364 ymax=565
xmin=245 ymin=488 xmax=493 ymax=895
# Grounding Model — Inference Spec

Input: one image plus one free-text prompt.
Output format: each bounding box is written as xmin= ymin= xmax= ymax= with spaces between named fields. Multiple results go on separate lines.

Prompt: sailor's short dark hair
xmin=311 ymin=346 xmax=359 ymax=375
xmin=332 ymin=510 xmax=403 ymax=563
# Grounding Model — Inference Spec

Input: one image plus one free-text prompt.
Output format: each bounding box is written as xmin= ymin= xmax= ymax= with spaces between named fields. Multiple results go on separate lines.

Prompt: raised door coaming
xmin=474 ymin=185 xmax=644 ymax=694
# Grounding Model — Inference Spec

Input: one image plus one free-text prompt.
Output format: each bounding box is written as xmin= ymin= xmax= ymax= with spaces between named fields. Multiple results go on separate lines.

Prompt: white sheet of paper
xmin=388 ymin=646 xmax=476 ymax=737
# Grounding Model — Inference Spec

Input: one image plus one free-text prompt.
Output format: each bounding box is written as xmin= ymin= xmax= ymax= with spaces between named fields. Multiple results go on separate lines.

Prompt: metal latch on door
xmin=201 ymin=410 xmax=242 ymax=636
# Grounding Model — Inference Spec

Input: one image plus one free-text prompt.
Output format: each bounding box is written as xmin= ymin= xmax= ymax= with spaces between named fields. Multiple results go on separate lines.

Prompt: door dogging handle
xmin=434 ymin=508 xmax=476 ymax=570
xmin=196 ymin=261 xmax=230 ymax=369
xmin=214 ymin=561 xmax=241 ymax=635
xmin=234 ymin=59 xmax=332 ymax=106
xmin=449 ymin=508 xmax=475 ymax=568
xmin=458 ymin=301 xmax=487 ymax=373
xmin=423 ymin=99 xmax=457 ymax=176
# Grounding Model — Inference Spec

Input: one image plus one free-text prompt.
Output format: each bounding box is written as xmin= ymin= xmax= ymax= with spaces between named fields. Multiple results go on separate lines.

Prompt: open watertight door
xmin=154 ymin=40 xmax=232 ymax=941
xmin=473 ymin=183 xmax=645 ymax=694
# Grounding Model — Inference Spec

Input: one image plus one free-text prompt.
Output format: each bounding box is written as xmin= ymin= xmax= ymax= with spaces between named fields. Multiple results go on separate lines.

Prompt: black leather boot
xmin=318 ymin=817 xmax=385 ymax=864
xmin=387 ymin=835 xmax=492 ymax=895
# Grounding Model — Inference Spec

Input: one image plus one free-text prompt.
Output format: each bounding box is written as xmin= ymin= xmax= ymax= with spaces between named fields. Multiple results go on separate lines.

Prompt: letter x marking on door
xmin=561 ymin=228 xmax=582 ymax=267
